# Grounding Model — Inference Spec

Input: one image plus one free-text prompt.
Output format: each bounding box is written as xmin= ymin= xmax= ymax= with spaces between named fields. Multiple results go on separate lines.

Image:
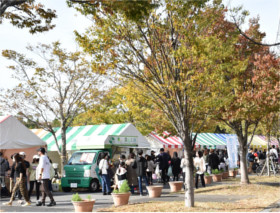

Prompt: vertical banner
xmin=226 ymin=136 xmax=238 ymax=169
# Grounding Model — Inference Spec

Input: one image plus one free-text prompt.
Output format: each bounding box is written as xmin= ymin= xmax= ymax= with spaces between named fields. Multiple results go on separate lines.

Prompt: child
xmin=116 ymin=162 xmax=127 ymax=189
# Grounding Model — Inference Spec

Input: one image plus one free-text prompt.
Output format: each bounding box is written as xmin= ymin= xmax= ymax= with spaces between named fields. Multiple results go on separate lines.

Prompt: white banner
xmin=226 ymin=136 xmax=238 ymax=169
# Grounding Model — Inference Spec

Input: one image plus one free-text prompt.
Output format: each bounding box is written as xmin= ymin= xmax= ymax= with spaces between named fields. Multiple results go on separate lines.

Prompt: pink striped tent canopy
xmin=257 ymin=136 xmax=279 ymax=146
xmin=149 ymin=131 xmax=200 ymax=148
xmin=149 ymin=131 xmax=183 ymax=148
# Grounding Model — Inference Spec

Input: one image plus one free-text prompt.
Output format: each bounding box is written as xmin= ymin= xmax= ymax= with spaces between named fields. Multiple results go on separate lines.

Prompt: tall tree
xmin=0 ymin=0 xmax=56 ymax=33
xmin=73 ymin=0 xmax=244 ymax=207
xmin=73 ymin=80 xmax=174 ymax=135
xmin=212 ymin=18 xmax=280 ymax=184
xmin=1 ymin=42 xmax=100 ymax=170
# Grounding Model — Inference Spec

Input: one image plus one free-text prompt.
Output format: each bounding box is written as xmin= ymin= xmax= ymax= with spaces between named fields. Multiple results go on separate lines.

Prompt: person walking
xmin=203 ymin=149 xmax=209 ymax=173
xmin=194 ymin=151 xmax=206 ymax=189
xmin=99 ymin=153 xmax=111 ymax=195
xmin=136 ymin=150 xmax=149 ymax=196
xmin=17 ymin=152 xmax=30 ymax=203
xmin=36 ymin=147 xmax=56 ymax=206
xmin=0 ymin=152 xmax=10 ymax=197
xmin=28 ymin=155 xmax=41 ymax=204
xmin=125 ymin=153 xmax=138 ymax=194
xmin=171 ymin=152 xmax=181 ymax=181
xmin=3 ymin=154 xmax=31 ymax=206
xmin=156 ymin=148 xmax=169 ymax=184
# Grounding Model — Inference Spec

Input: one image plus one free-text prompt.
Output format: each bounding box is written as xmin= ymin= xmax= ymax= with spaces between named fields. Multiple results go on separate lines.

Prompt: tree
xmin=1 ymin=42 xmax=100 ymax=170
xmin=0 ymin=0 xmax=56 ymax=33
xmin=74 ymin=79 xmax=174 ymax=135
xmin=73 ymin=0 xmax=244 ymax=207
xmin=212 ymin=18 xmax=280 ymax=184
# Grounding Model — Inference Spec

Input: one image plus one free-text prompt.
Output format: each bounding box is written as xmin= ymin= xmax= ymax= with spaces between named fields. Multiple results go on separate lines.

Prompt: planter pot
xmin=169 ymin=181 xmax=183 ymax=192
xmin=234 ymin=170 xmax=238 ymax=176
xmin=212 ymin=174 xmax=222 ymax=182
xmin=72 ymin=200 xmax=96 ymax=212
xmin=147 ymin=186 xmax=163 ymax=198
xmin=222 ymin=171 xmax=229 ymax=179
xmin=204 ymin=175 xmax=212 ymax=184
xmin=229 ymin=170 xmax=236 ymax=177
xmin=111 ymin=192 xmax=131 ymax=207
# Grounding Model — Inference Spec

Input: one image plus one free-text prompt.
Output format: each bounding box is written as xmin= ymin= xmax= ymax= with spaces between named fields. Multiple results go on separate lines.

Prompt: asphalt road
xmin=0 ymin=178 xmax=256 ymax=212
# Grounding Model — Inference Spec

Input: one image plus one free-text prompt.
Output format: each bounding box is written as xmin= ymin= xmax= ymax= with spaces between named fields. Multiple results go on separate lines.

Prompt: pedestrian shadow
xmin=256 ymin=182 xmax=280 ymax=187
xmin=195 ymin=185 xmax=239 ymax=194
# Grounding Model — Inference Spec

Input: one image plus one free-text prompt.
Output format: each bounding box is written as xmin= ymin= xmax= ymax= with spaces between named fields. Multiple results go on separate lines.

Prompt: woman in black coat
xmin=171 ymin=152 xmax=181 ymax=181
xmin=208 ymin=149 xmax=220 ymax=172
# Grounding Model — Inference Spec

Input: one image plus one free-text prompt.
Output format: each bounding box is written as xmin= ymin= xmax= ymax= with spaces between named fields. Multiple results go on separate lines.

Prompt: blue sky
xmin=0 ymin=0 xmax=279 ymax=89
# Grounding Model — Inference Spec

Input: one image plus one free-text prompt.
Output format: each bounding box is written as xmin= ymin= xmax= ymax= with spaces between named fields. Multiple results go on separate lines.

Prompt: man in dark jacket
xmin=0 ymin=152 xmax=10 ymax=197
xmin=247 ymin=148 xmax=255 ymax=173
xmin=136 ymin=150 xmax=149 ymax=196
xmin=156 ymin=148 xmax=169 ymax=184
xmin=208 ymin=149 xmax=220 ymax=173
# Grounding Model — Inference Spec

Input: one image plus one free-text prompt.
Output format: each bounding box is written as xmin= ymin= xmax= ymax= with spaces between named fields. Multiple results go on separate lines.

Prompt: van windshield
xmin=68 ymin=152 xmax=96 ymax=165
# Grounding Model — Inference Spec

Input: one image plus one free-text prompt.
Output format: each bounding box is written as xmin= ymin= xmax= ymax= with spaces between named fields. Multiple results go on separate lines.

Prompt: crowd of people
xmin=98 ymin=147 xmax=233 ymax=196
xmin=247 ymin=145 xmax=280 ymax=173
xmin=0 ymin=147 xmax=56 ymax=207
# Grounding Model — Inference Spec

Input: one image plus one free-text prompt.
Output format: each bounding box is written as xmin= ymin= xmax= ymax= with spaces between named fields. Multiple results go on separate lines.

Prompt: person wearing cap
xmin=36 ymin=147 xmax=56 ymax=207
xmin=28 ymin=155 xmax=41 ymax=204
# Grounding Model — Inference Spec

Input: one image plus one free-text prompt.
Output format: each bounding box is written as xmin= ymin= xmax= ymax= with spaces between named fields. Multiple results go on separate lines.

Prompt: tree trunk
xmin=239 ymin=147 xmax=250 ymax=184
xmin=60 ymin=125 xmax=67 ymax=174
xmin=183 ymin=138 xmax=195 ymax=208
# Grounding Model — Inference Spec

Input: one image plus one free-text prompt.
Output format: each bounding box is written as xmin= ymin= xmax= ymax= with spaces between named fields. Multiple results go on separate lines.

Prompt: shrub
xmin=205 ymin=172 xmax=210 ymax=176
xmin=72 ymin=193 xmax=83 ymax=202
xmin=211 ymin=169 xmax=221 ymax=174
xmin=234 ymin=167 xmax=239 ymax=171
xmin=86 ymin=195 xmax=92 ymax=200
xmin=113 ymin=180 xmax=130 ymax=193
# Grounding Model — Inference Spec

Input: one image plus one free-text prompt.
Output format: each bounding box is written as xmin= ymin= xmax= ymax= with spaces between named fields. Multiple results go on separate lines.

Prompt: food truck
xmin=61 ymin=124 xmax=150 ymax=192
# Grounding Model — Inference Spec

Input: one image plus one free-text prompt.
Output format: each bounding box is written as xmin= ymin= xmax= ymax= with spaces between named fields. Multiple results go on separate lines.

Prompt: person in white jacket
xmin=194 ymin=151 xmax=206 ymax=189
xmin=180 ymin=154 xmax=187 ymax=190
xmin=98 ymin=153 xmax=111 ymax=195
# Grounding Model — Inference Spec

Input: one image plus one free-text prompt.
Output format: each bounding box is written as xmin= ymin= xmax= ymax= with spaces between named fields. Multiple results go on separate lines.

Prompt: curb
xmin=260 ymin=200 xmax=280 ymax=212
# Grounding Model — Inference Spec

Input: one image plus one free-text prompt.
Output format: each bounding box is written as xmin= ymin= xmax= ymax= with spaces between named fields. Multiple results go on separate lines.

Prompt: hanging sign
xmin=226 ymin=136 xmax=238 ymax=169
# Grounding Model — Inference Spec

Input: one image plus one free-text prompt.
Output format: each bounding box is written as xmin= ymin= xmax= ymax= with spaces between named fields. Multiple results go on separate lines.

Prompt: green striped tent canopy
xmin=31 ymin=123 xmax=148 ymax=151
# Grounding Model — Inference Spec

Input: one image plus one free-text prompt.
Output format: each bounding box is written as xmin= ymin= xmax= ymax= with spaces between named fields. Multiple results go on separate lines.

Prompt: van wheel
xmin=89 ymin=179 xmax=99 ymax=192
xmin=62 ymin=187 xmax=72 ymax=192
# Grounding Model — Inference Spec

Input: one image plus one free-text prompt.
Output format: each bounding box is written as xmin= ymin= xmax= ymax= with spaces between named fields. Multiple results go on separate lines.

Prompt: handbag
xmin=152 ymin=173 xmax=157 ymax=180
xmin=167 ymin=166 xmax=173 ymax=177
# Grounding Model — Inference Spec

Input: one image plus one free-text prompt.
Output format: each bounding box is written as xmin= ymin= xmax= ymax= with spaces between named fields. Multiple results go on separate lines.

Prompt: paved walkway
xmin=0 ymin=176 xmax=277 ymax=212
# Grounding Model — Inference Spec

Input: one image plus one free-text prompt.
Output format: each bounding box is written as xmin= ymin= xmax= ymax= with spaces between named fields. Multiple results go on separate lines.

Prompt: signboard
xmin=109 ymin=136 xmax=138 ymax=146
xmin=226 ymin=136 xmax=238 ymax=169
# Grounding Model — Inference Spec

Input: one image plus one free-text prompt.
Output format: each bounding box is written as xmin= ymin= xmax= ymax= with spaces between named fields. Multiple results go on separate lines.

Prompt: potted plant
xmin=169 ymin=181 xmax=183 ymax=192
xmin=204 ymin=172 xmax=212 ymax=184
xmin=211 ymin=169 xmax=222 ymax=182
xmin=71 ymin=193 xmax=96 ymax=212
xmin=234 ymin=167 xmax=239 ymax=176
xmin=221 ymin=169 xmax=229 ymax=179
xmin=111 ymin=180 xmax=131 ymax=206
xmin=147 ymin=185 xmax=164 ymax=198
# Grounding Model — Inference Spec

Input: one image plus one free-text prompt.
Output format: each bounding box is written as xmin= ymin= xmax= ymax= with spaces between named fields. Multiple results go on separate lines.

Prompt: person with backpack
xmin=247 ymin=148 xmax=255 ymax=173
xmin=269 ymin=145 xmax=278 ymax=162
xmin=0 ymin=152 xmax=10 ymax=197
xmin=136 ymin=150 xmax=149 ymax=196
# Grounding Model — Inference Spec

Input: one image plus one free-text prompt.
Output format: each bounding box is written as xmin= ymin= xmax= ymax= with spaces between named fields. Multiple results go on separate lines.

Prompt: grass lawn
xmin=97 ymin=176 xmax=280 ymax=212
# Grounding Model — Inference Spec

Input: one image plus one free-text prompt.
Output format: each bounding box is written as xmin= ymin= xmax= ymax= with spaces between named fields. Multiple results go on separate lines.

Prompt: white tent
xmin=0 ymin=115 xmax=46 ymax=149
